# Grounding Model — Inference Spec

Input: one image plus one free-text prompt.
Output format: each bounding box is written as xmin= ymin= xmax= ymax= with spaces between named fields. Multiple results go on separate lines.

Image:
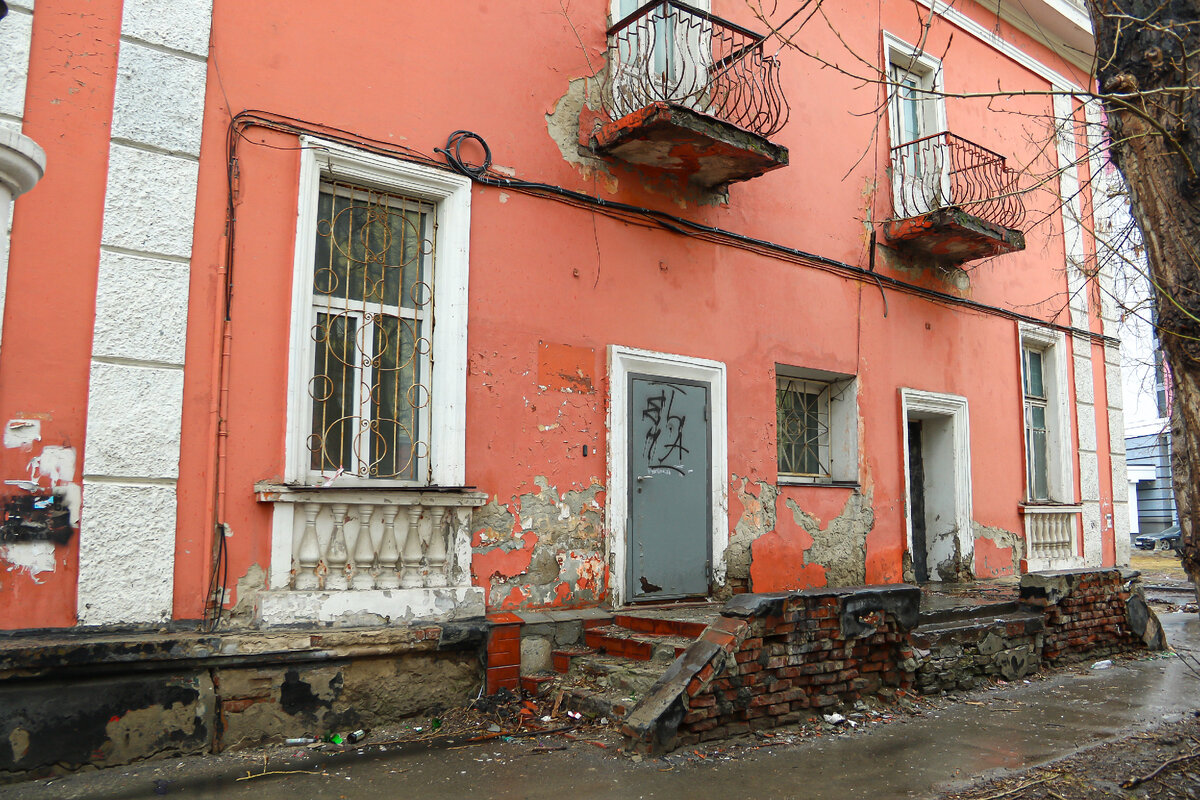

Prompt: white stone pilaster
xmin=77 ymin=0 xmax=213 ymax=626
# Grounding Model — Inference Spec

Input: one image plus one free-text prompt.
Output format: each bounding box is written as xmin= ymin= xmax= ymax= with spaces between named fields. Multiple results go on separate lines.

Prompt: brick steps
xmin=584 ymin=624 xmax=694 ymax=661
xmin=612 ymin=613 xmax=709 ymax=639
xmin=542 ymin=610 xmax=716 ymax=724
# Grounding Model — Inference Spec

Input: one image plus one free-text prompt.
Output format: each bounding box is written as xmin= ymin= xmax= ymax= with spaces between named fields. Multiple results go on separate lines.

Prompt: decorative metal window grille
xmin=776 ymin=377 xmax=831 ymax=478
xmin=308 ymin=182 xmax=436 ymax=482
xmin=1022 ymin=346 xmax=1050 ymax=501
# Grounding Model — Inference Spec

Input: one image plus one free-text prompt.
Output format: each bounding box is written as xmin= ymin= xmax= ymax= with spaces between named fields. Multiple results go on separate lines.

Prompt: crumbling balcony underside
xmin=883 ymin=207 xmax=1026 ymax=263
xmin=883 ymin=132 xmax=1027 ymax=264
xmin=589 ymin=102 xmax=788 ymax=189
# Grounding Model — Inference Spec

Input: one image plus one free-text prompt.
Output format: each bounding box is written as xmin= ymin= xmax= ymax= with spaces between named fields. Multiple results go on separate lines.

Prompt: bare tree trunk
xmin=1088 ymin=1 xmax=1200 ymax=592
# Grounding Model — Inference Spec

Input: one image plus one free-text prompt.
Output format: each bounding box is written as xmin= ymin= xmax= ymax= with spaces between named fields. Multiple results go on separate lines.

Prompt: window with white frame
xmin=776 ymin=367 xmax=857 ymax=484
xmin=608 ymin=0 xmax=711 ymax=117
xmin=1017 ymin=325 xmax=1072 ymax=503
xmin=288 ymin=139 xmax=471 ymax=487
xmin=883 ymin=33 xmax=947 ymax=218
xmin=1022 ymin=345 xmax=1050 ymax=500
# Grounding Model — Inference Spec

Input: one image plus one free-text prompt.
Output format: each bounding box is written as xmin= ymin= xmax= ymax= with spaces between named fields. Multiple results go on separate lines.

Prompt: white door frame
xmin=607 ymin=345 xmax=728 ymax=607
xmin=900 ymin=388 xmax=973 ymax=577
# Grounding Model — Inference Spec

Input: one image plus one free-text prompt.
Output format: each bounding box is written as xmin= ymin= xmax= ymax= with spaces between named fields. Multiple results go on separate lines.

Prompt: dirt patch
xmin=937 ymin=713 xmax=1200 ymax=799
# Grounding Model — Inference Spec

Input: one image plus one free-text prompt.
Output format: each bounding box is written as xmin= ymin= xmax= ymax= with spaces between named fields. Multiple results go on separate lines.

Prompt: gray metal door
xmin=628 ymin=375 xmax=711 ymax=601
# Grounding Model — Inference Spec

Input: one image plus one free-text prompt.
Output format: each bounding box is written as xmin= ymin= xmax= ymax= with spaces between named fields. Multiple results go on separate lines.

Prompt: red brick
xmin=486 ymin=665 xmax=519 ymax=694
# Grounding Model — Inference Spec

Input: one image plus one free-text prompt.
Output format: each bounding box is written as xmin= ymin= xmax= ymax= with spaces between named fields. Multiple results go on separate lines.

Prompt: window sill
xmin=1019 ymin=502 xmax=1083 ymax=513
xmin=254 ymin=481 xmax=488 ymax=506
xmin=777 ymin=477 xmax=861 ymax=489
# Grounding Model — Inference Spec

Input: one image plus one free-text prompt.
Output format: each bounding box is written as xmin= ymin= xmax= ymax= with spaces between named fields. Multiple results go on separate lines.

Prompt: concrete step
xmin=917 ymin=599 xmax=1020 ymax=626
xmin=571 ymin=653 xmax=668 ymax=698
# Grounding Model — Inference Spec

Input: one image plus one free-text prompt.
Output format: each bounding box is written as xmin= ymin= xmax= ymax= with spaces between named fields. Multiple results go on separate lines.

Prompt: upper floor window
xmin=883 ymin=32 xmax=947 ymax=217
xmin=608 ymin=0 xmax=713 ymax=118
xmin=287 ymin=139 xmax=471 ymax=487
xmin=1018 ymin=325 xmax=1073 ymax=504
xmin=1022 ymin=345 xmax=1050 ymax=500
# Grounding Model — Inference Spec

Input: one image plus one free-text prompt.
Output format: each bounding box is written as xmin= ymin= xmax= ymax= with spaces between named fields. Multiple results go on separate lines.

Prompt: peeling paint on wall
xmin=973 ymin=522 xmax=1024 ymax=578
xmin=784 ymin=490 xmax=874 ymax=587
xmin=3 ymin=419 xmax=41 ymax=450
xmin=728 ymin=478 xmax=876 ymax=594
xmin=0 ymin=540 xmax=56 ymax=579
xmin=723 ymin=476 xmax=778 ymax=594
xmin=545 ymin=74 xmax=611 ymax=180
xmin=471 ymin=476 xmax=605 ymax=610
xmin=228 ymin=563 xmax=267 ymax=625
xmin=0 ymin=430 xmax=80 ymax=580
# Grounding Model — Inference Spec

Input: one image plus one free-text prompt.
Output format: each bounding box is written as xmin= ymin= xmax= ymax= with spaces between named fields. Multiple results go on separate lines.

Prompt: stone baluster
xmin=451 ymin=508 xmax=472 ymax=587
xmin=376 ymin=506 xmax=401 ymax=589
xmin=426 ymin=506 xmax=448 ymax=588
xmin=350 ymin=503 xmax=377 ymax=589
xmin=400 ymin=505 xmax=425 ymax=589
xmin=294 ymin=502 xmax=322 ymax=589
xmin=325 ymin=503 xmax=350 ymax=590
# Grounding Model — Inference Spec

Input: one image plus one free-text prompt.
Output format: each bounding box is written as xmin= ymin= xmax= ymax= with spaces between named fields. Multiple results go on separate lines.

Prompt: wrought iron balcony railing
xmin=890 ymin=132 xmax=1026 ymax=230
xmin=601 ymin=0 xmax=789 ymax=138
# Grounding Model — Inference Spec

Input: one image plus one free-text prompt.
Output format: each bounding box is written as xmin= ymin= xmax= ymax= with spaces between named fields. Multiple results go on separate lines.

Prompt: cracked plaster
xmin=471 ymin=476 xmax=606 ymax=611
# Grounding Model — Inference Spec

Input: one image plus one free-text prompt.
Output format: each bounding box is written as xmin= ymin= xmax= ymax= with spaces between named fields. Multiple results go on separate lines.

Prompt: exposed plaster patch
xmin=545 ymin=75 xmax=612 ymax=181
xmin=471 ymin=477 xmax=605 ymax=610
xmin=973 ymin=522 xmax=1024 ymax=578
xmin=3 ymin=419 xmax=40 ymax=450
xmin=0 ymin=541 xmax=55 ymax=579
xmin=933 ymin=535 xmax=975 ymax=582
xmin=104 ymin=698 xmax=209 ymax=764
xmin=785 ymin=490 xmax=874 ymax=587
xmin=7 ymin=727 xmax=29 ymax=763
xmin=229 ymin=563 xmax=267 ymax=626
xmin=724 ymin=477 xmax=778 ymax=588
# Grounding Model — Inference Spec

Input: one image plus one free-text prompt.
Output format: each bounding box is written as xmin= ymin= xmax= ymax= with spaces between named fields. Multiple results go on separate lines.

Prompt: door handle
xmin=636 ymin=474 xmax=653 ymax=482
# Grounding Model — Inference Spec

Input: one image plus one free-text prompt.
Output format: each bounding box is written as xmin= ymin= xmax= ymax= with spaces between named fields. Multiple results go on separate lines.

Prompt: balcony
xmin=882 ymin=132 xmax=1027 ymax=264
xmin=585 ymin=0 xmax=790 ymax=190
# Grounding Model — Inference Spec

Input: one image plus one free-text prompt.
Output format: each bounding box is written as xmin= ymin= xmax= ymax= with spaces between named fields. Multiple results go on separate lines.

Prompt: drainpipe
xmin=0 ymin=128 xmax=47 ymax=351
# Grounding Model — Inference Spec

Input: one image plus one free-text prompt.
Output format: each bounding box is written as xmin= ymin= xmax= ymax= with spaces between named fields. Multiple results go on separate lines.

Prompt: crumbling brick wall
xmin=622 ymin=586 xmax=920 ymax=753
xmin=1020 ymin=568 xmax=1163 ymax=665
xmin=911 ymin=613 xmax=1044 ymax=694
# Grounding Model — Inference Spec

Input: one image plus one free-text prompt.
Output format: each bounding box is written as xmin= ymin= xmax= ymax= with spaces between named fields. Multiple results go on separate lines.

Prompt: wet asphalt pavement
xmin=8 ymin=612 xmax=1200 ymax=800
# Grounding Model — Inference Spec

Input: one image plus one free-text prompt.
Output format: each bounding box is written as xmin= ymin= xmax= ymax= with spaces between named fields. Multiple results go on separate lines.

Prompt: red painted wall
xmin=0 ymin=0 xmax=124 ymax=629
xmin=0 ymin=0 xmax=1120 ymax=626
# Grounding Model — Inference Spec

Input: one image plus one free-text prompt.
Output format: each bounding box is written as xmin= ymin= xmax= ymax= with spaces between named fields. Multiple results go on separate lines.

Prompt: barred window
xmin=308 ymin=183 xmax=436 ymax=482
xmin=776 ymin=376 xmax=832 ymax=480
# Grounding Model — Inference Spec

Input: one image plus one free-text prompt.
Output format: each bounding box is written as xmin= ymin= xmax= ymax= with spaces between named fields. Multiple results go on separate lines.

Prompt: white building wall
xmin=77 ymin=0 xmax=212 ymax=626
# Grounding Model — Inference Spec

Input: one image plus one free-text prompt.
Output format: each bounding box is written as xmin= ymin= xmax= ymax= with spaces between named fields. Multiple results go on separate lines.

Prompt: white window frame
xmin=775 ymin=366 xmax=858 ymax=485
xmin=1017 ymin=323 xmax=1074 ymax=504
xmin=286 ymin=137 xmax=471 ymax=487
xmin=883 ymin=32 xmax=949 ymax=216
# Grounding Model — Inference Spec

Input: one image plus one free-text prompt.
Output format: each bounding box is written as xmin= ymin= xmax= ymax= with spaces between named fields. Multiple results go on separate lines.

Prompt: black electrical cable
xmin=434 ymin=129 xmax=1115 ymax=344
xmin=206 ymin=111 xmax=1117 ymax=627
